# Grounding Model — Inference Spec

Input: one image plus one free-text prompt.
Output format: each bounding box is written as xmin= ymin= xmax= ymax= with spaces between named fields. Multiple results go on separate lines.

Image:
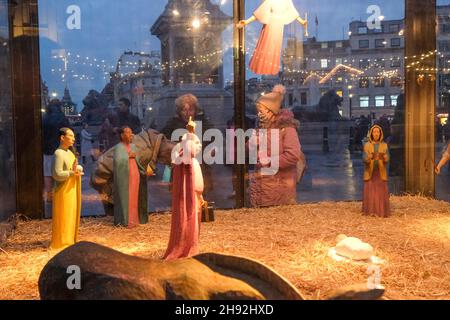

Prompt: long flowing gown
xmin=113 ymin=143 xmax=142 ymax=227
xmin=249 ymin=0 xmax=300 ymax=75
xmin=126 ymin=144 xmax=140 ymax=228
xmin=362 ymin=144 xmax=391 ymax=217
xmin=164 ymin=133 xmax=203 ymax=260
xmin=50 ymin=148 xmax=81 ymax=250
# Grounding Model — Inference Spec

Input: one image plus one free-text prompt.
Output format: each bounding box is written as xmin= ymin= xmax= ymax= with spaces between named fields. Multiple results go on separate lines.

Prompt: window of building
xmin=441 ymin=23 xmax=450 ymax=34
xmin=300 ymin=92 xmax=307 ymax=105
xmin=391 ymin=77 xmax=402 ymax=87
xmin=391 ymin=57 xmax=401 ymax=68
xmin=391 ymin=38 xmax=401 ymax=47
xmin=438 ymin=40 xmax=450 ymax=52
xmin=374 ymin=77 xmax=385 ymax=87
xmin=391 ymin=95 xmax=399 ymax=107
xmin=335 ymin=76 xmax=343 ymax=84
xmin=336 ymin=41 xmax=343 ymax=48
xmin=374 ymin=25 xmax=384 ymax=33
xmin=359 ymin=59 xmax=369 ymax=69
xmin=335 ymin=58 xmax=343 ymax=65
xmin=321 ymin=42 xmax=328 ymax=49
xmin=375 ymin=39 xmax=386 ymax=48
xmin=321 ymin=59 xmax=328 ymax=68
xmin=359 ymin=77 xmax=370 ymax=88
xmin=389 ymin=24 xmax=400 ymax=33
xmin=375 ymin=95 xmax=385 ymax=107
xmin=375 ymin=58 xmax=385 ymax=68
xmin=359 ymin=96 xmax=370 ymax=107
xmin=359 ymin=39 xmax=369 ymax=48
xmin=358 ymin=26 xmax=368 ymax=34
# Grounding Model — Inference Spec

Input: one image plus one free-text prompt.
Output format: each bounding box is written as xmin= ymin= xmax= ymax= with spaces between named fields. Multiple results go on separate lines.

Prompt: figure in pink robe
xmin=164 ymin=117 xmax=204 ymax=260
xmin=238 ymin=0 xmax=308 ymax=75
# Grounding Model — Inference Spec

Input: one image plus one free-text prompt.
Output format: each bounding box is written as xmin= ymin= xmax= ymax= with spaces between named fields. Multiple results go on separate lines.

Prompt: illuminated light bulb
xmin=192 ymin=18 xmax=201 ymax=29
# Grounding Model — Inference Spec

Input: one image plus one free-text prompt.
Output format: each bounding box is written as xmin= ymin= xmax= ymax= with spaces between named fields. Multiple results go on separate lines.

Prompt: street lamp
xmin=348 ymin=85 xmax=353 ymax=119
xmin=349 ymin=93 xmax=354 ymax=119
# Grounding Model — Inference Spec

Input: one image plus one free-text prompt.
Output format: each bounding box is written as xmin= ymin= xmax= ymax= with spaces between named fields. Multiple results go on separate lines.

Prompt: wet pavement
xmin=43 ymin=143 xmax=450 ymax=218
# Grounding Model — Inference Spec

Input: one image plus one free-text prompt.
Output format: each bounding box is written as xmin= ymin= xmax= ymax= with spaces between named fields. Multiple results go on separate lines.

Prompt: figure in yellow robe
xmin=50 ymin=128 xmax=82 ymax=250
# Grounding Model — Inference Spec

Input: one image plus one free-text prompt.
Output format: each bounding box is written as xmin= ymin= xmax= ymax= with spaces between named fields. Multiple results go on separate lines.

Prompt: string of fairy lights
xmin=50 ymin=49 xmax=224 ymax=82
xmin=49 ymin=46 xmax=450 ymax=87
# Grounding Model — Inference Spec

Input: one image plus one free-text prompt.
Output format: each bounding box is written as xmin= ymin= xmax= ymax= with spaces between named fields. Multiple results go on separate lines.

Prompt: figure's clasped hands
xmin=72 ymin=161 xmax=84 ymax=176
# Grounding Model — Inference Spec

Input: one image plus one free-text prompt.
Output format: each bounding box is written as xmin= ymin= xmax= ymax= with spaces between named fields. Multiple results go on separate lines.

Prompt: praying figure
xmin=164 ymin=117 xmax=204 ymax=260
xmin=112 ymin=126 xmax=148 ymax=228
xmin=362 ymin=125 xmax=391 ymax=217
xmin=237 ymin=0 xmax=308 ymax=75
xmin=50 ymin=128 xmax=83 ymax=250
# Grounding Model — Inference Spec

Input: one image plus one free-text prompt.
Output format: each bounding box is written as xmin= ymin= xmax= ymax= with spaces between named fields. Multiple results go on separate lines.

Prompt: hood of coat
xmin=368 ymin=124 xmax=384 ymax=144
xmin=274 ymin=109 xmax=300 ymax=129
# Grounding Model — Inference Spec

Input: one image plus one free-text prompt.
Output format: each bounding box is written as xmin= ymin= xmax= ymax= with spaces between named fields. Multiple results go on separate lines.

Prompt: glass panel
xmin=436 ymin=1 xmax=450 ymax=201
xmin=245 ymin=0 xmax=405 ymax=204
xmin=38 ymin=0 xmax=236 ymax=218
xmin=0 ymin=0 xmax=17 ymax=221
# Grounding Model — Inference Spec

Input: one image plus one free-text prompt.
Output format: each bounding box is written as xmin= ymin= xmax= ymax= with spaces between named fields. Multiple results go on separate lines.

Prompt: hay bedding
xmin=0 ymin=196 xmax=449 ymax=300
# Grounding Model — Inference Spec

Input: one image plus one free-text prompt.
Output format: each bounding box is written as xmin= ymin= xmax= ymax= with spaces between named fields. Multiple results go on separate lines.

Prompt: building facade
xmin=282 ymin=18 xmax=405 ymax=119
xmin=111 ymin=50 xmax=162 ymax=121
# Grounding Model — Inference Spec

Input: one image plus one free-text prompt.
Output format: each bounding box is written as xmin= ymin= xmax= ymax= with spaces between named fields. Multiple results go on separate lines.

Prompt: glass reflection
xmin=0 ymin=0 xmax=17 ymax=222
xmin=38 ymin=0 xmax=236 ymax=217
xmin=244 ymin=0 xmax=406 ymax=203
xmin=436 ymin=1 xmax=450 ymax=200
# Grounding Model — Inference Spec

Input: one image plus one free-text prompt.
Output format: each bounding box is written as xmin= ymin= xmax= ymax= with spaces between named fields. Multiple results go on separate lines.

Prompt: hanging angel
xmin=237 ymin=0 xmax=308 ymax=75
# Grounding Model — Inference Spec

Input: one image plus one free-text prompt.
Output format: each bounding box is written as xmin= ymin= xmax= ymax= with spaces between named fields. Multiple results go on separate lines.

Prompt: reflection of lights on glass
xmin=51 ymin=91 xmax=58 ymax=98
xmin=382 ymin=41 xmax=387 ymax=45
xmin=349 ymin=94 xmax=354 ymax=98
xmin=348 ymin=31 xmax=352 ymax=36
xmin=148 ymin=107 xmax=153 ymax=111
xmin=173 ymin=9 xmax=179 ymax=16
xmin=41 ymin=109 xmax=46 ymax=113
xmin=379 ymin=15 xmax=385 ymax=21
xmin=348 ymin=85 xmax=353 ymax=90
xmin=220 ymin=0 xmax=226 ymax=5
xmin=398 ymin=29 xmax=404 ymax=36
xmin=192 ymin=18 xmax=201 ymax=29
